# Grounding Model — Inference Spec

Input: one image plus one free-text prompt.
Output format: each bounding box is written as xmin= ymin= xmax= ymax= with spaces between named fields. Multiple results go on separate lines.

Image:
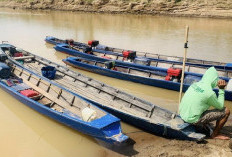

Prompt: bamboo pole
xmin=178 ymin=26 xmax=189 ymax=113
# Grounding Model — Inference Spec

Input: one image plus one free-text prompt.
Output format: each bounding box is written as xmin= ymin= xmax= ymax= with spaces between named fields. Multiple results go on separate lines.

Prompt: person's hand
xmin=218 ymin=80 xmax=227 ymax=89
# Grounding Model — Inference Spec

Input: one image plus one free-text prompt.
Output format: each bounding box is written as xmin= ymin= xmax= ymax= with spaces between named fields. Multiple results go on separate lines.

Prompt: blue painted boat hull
xmin=0 ymin=42 xmax=206 ymax=141
xmin=49 ymin=37 xmax=230 ymax=71
xmin=63 ymin=57 xmax=232 ymax=101
xmin=86 ymin=97 xmax=203 ymax=141
xmin=54 ymin=43 xmax=232 ymax=74
xmin=0 ymin=64 xmax=128 ymax=144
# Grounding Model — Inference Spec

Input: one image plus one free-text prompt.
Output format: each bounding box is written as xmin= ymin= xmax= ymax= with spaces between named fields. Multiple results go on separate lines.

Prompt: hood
xmin=200 ymin=67 xmax=219 ymax=88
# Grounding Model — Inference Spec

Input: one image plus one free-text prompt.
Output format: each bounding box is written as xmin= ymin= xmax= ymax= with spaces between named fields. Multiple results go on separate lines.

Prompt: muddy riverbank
xmin=104 ymin=115 xmax=232 ymax=156
xmin=1 ymin=0 xmax=232 ymax=18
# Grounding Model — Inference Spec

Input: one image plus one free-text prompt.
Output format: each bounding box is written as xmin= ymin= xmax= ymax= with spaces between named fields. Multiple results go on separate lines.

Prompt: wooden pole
xmin=178 ymin=26 xmax=189 ymax=113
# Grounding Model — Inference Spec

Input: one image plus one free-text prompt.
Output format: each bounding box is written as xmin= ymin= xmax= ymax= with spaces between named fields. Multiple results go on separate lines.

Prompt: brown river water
xmin=0 ymin=8 xmax=232 ymax=157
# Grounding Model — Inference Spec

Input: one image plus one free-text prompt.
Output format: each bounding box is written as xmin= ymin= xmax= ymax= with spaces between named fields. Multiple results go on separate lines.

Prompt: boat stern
xmin=164 ymin=117 xmax=206 ymax=141
xmin=93 ymin=114 xmax=129 ymax=144
xmin=45 ymin=36 xmax=55 ymax=43
xmin=101 ymin=121 xmax=129 ymax=144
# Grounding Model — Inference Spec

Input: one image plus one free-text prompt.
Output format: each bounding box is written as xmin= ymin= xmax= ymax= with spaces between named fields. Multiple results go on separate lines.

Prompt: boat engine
xmin=104 ymin=61 xmax=117 ymax=71
xmin=83 ymin=47 xmax=93 ymax=54
xmin=88 ymin=40 xmax=99 ymax=47
xmin=14 ymin=48 xmax=23 ymax=57
xmin=165 ymin=68 xmax=182 ymax=82
xmin=122 ymin=50 xmax=136 ymax=61
xmin=65 ymin=39 xmax=74 ymax=45
xmin=9 ymin=47 xmax=23 ymax=57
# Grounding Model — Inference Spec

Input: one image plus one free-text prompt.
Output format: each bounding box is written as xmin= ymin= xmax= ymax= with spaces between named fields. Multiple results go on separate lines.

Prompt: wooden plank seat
xmin=37 ymin=96 xmax=53 ymax=107
xmin=13 ymin=56 xmax=35 ymax=60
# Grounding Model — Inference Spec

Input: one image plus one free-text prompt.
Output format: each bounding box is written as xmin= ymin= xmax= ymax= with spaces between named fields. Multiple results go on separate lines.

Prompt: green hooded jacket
xmin=179 ymin=67 xmax=225 ymax=123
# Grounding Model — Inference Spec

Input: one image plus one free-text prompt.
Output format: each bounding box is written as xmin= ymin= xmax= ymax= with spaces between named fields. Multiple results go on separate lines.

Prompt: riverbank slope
xmin=1 ymin=0 xmax=232 ymax=18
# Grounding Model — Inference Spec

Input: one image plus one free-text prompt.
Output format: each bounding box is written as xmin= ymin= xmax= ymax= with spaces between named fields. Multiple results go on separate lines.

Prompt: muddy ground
xmin=104 ymin=116 xmax=232 ymax=157
xmin=1 ymin=0 xmax=232 ymax=18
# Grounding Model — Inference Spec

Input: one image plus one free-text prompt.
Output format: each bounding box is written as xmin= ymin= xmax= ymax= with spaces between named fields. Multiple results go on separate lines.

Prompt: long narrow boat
xmin=0 ymin=43 xmax=206 ymax=141
xmin=52 ymin=42 xmax=232 ymax=73
xmin=62 ymin=56 xmax=232 ymax=101
xmin=54 ymin=43 xmax=232 ymax=78
xmin=0 ymin=55 xmax=128 ymax=144
xmin=45 ymin=36 xmax=232 ymax=70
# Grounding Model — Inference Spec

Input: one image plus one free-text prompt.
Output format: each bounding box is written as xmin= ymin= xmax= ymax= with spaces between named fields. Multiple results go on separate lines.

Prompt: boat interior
xmin=68 ymin=57 xmax=232 ymax=88
xmin=95 ymin=44 xmax=226 ymax=66
xmin=3 ymin=61 xmax=106 ymax=121
xmin=60 ymin=44 xmax=230 ymax=77
xmin=0 ymin=46 xmax=185 ymax=125
xmin=47 ymin=37 xmax=226 ymax=67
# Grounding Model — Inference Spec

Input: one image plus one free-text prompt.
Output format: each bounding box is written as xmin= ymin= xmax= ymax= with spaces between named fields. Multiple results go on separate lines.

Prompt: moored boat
xmin=62 ymin=56 xmax=232 ymax=101
xmin=46 ymin=36 xmax=232 ymax=71
xmin=0 ymin=54 xmax=128 ymax=144
xmin=54 ymin=43 xmax=232 ymax=78
xmin=0 ymin=43 xmax=206 ymax=141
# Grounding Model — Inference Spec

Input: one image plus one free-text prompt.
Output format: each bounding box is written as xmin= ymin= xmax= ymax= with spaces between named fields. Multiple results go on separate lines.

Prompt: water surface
xmin=0 ymin=8 xmax=232 ymax=156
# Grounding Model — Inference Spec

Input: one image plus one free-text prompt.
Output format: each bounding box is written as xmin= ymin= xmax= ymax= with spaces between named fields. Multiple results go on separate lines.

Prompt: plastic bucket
xmin=41 ymin=66 xmax=56 ymax=80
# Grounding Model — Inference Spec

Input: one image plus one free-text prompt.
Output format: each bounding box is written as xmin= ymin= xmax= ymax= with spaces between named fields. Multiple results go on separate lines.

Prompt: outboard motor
xmin=65 ymin=39 xmax=74 ymax=45
xmin=0 ymin=63 xmax=11 ymax=79
xmin=83 ymin=47 xmax=93 ymax=54
xmin=9 ymin=47 xmax=17 ymax=56
xmin=0 ymin=50 xmax=8 ymax=62
xmin=9 ymin=47 xmax=23 ymax=57
xmin=122 ymin=50 xmax=136 ymax=61
xmin=104 ymin=61 xmax=117 ymax=70
xmin=88 ymin=40 xmax=99 ymax=47
xmin=165 ymin=68 xmax=182 ymax=82
xmin=105 ymin=61 xmax=114 ymax=69
xmin=14 ymin=48 xmax=23 ymax=57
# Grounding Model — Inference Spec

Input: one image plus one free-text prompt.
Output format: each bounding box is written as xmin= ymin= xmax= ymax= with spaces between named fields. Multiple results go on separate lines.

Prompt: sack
xmin=20 ymin=89 xmax=39 ymax=98
xmin=14 ymin=52 xmax=23 ymax=57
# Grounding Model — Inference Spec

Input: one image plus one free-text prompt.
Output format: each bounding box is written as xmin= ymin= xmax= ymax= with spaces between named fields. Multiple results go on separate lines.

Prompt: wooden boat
xmin=0 ymin=54 xmax=128 ymax=144
xmin=62 ymin=56 xmax=232 ymax=101
xmin=54 ymin=43 xmax=232 ymax=78
xmin=0 ymin=43 xmax=206 ymax=141
xmin=45 ymin=36 xmax=232 ymax=71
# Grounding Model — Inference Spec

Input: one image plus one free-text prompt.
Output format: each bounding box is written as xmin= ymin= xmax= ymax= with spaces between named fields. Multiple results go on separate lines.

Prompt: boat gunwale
xmin=1 ymin=43 xmax=207 ymax=141
xmin=8 ymin=63 xmax=114 ymax=126
xmin=55 ymin=42 xmax=232 ymax=76
xmin=65 ymin=56 xmax=230 ymax=82
xmin=46 ymin=36 xmax=226 ymax=67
